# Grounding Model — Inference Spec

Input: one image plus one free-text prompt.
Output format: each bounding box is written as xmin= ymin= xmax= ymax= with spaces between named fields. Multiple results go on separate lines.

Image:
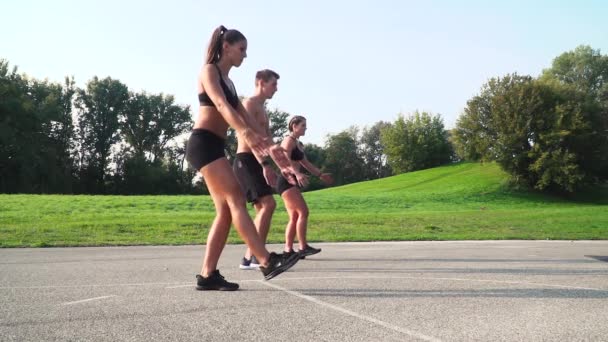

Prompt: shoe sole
xmin=195 ymin=285 xmax=239 ymax=291
xmin=263 ymin=255 xmax=300 ymax=281
xmin=239 ymin=264 xmax=259 ymax=270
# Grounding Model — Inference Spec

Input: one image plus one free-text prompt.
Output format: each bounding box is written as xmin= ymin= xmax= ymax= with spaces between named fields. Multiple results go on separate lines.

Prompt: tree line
xmin=1 ymin=45 xmax=606 ymax=195
xmin=452 ymin=45 xmax=608 ymax=192
xmin=1 ymin=62 xmax=195 ymax=194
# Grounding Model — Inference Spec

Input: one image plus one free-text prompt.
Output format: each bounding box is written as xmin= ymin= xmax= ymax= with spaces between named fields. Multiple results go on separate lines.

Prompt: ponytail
xmin=205 ymin=25 xmax=246 ymax=64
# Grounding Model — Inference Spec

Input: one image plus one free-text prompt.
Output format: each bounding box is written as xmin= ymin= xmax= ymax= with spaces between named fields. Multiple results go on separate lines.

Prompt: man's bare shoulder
xmin=242 ymin=97 xmax=260 ymax=113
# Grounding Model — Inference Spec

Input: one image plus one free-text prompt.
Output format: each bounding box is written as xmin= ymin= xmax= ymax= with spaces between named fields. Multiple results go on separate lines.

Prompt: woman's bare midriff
xmin=193 ymin=106 xmax=229 ymax=138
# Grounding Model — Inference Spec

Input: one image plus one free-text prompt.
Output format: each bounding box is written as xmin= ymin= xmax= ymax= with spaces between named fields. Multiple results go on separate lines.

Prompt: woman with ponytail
xmin=276 ymin=116 xmax=333 ymax=259
xmin=185 ymin=26 xmax=301 ymax=290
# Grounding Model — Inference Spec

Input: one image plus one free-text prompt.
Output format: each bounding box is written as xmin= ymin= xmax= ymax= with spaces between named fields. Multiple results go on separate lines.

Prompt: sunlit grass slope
xmin=1 ymin=162 xmax=606 ymax=247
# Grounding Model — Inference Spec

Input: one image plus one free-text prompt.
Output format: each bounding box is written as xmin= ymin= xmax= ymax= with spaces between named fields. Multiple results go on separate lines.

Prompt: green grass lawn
xmin=1 ymin=162 xmax=606 ymax=247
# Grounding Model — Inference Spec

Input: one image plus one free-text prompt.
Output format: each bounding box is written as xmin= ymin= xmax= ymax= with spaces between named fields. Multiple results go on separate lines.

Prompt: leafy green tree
xmin=301 ymin=143 xmax=327 ymax=191
xmin=323 ymin=128 xmax=365 ymax=185
xmin=381 ymin=111 xmax=452 ymax=173
xmin=267 ymin=106 xmax=290 ymax=142
xmin=360 ymin=121 xmax=392 ymax=180
xmin=0 ymin=60 xmax=37 ymax=192
xmin=114 ymin=90 xmax=193 ymax=194
xmin=74 ymin=77 xmax=129 ymax=193
xmin=29 ymin=77 xmax=77 ymax=192
xmin=541 ymin=45 xmax=608 ymax=97
xmin=452 ymin=93 xmax=495 ymax=162
xmin=121 ymin=92 xmax=192 ymax=162
xmin=455 ymin=69 xmax=607 ymax=192
xmin=0 ymin=60 xmax=77 ymax=193
xmin=540 ymin=45 xmax=608 ymax=188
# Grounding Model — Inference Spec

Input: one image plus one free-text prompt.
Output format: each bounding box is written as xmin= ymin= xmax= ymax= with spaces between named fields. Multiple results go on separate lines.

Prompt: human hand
xmin=262 ymin=165 xmax=278 ymax=188
xmin=295 ymin=172 xmax=309 ymax=188
xmin=319 ymin=173 xmax=333 ymax=185
xmin=242 ymin=129 xmax=270 ymax=158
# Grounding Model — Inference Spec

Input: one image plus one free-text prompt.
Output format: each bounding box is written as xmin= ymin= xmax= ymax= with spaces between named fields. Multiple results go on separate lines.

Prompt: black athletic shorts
xmin=186 ymin=129 xmax=226 ymax=171
xmin=233 ymin=152 xmax=274 ymax=203
xmin=276 ymin=175 xmax=300 ymax=195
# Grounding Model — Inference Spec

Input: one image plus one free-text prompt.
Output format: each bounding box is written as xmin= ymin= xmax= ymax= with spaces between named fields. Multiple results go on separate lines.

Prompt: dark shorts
xmin=233 ymin=152 xmax=274 ymax=203
xmin=276 ymin=175 xmax=300 ymax=195
xmin=185 ymin=129 xmax=226 ymax=171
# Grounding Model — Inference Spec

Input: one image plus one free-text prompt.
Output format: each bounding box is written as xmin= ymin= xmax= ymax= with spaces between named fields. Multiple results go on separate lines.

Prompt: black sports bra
xmin=287 ymin=136 xmax=304 ymax=161
xmin=198 ymin=64 xmax=239 ymax=109
xmin=290 ymin=145 xmax=304 ymax=161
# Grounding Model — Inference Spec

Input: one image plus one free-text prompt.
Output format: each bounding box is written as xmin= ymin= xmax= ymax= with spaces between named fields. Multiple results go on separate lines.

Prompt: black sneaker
xmin=259 ymin=252 xmax=300 ymax=281
xmin=283 ymin=249 xmax=305 ymax=259
xmin=239 ymin=256 xmax=259 ymax=270
xmin=299 ymin=244 xmax=321 ymax=259
xmin=282 ymin=250 xmax=297 ymax=258
xmin=196 ymin=270 xmax=239 ymax=291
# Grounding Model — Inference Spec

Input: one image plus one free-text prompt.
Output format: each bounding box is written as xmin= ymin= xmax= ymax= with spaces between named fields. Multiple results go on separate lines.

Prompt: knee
xmin=288 ymin=210 xmax=299 ymax=223
xmin=262 ymin=197 xmax=276 ymax=212
xmin=299 ymin=205 xmax=309 ymax=219
xmin=215 ymin=207 xmax=232 ymax=226
xmin=226 ymin=194 xmax=247 ymax=212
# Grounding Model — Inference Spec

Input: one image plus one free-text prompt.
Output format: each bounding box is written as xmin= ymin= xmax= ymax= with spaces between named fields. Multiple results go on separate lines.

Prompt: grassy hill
xmin=1 ymin=162 xmax=606 ymax=247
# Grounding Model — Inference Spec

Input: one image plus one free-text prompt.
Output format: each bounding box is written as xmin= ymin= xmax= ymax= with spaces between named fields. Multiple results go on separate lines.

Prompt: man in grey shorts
xmin=233 ymin=69 xmax=281 ymax=269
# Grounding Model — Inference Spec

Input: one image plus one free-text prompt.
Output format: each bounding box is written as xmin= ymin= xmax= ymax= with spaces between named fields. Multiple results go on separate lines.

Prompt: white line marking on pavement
xmin=269 ymin=276 xmax=608 ymax=291
xmin=260 ymin=281 xmax=443 ymax=342
xmin=61 ymin=295 xmax=116 ymax=306
xmin=166 ymin=284 xmax=192 ymax=289
xmin=4 ymin=276 xmax=605 ymax=292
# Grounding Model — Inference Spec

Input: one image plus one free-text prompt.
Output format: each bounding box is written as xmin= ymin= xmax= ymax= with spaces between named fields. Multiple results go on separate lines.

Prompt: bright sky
xmin=2 ymin=0 xmax=607 ymax=145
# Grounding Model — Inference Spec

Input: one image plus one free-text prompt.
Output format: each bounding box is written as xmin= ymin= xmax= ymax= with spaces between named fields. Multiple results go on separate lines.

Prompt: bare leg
xmin=284 ymin=210 xmax=298 ymax=252
xmin=244 ymin=195 xmax=276 ymax=259
xmin=200 ymin=200 xmax=231 ymax=276
xmin=200 ymin=158 xmax=270 ymax=276
xmin=281 ymin=187 xmax=309 ymax=251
